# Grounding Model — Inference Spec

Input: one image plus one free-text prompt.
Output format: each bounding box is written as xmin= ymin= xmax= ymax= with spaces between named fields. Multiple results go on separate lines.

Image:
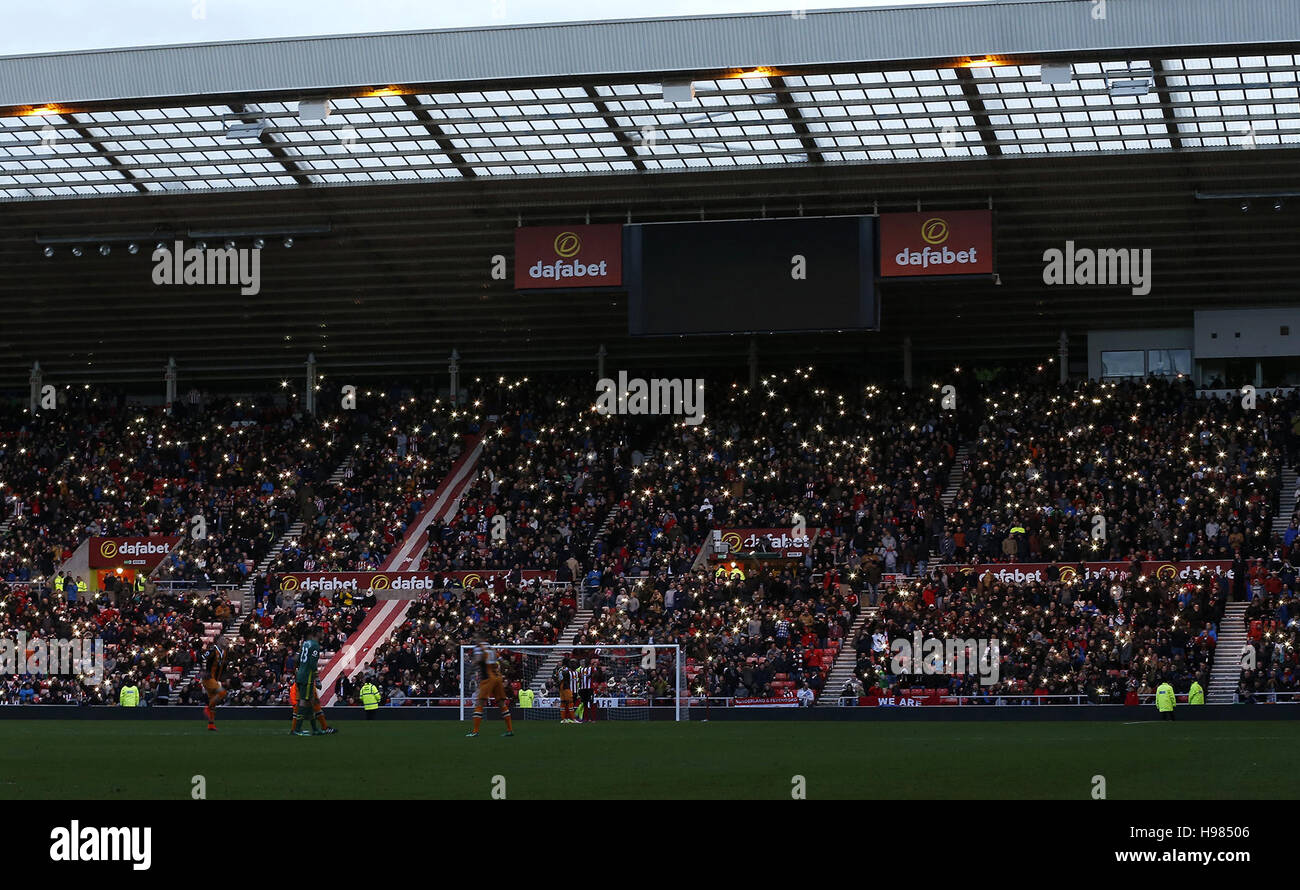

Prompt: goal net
xmin=458 ymin=644 xmax=684 ymax=722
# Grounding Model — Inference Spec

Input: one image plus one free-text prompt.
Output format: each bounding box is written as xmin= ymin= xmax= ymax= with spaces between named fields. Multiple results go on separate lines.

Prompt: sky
xmin=0 ymin=0 xmax=993 ymax=55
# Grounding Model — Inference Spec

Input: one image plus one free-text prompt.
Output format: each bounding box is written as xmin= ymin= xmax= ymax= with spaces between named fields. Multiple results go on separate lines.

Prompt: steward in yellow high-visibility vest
xmin=518 ymin=689 xmax=535 ymax=708
xmin=1155 ymin=681 xmax=1176 ymax=721
xmin=359 ymin=681 xmax=382 ymax=720
xmin=76 ymin=578 xmax=88 ymax=596
xmin=53 ymin=574 xmax=64 ymax=593
xmin=1188 ymin=680 xmax=1205 ymax=705
xmin=119 ymin=684 xmax=140 ymax=708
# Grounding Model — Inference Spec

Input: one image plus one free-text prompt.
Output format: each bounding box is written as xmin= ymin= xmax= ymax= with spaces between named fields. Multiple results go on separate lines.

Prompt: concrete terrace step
xmin=928 ymin=443 xmax=971 ymax=566
xmin=817 ymin=602 xmax=878 ymax=703
xmin=327 ymin=436 xmax=368 ymax=485
xmin=1207 ymin=601 xmax=1251 ymax=704
xmin=940 ymin=444 xmax=970 ymax=509
xmin=528 ymin=609 xmax=596 ymax=692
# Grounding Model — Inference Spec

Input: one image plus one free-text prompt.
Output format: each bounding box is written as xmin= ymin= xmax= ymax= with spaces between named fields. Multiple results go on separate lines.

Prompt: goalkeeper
xmin=290 ymin=625 xmax=337 ymax=737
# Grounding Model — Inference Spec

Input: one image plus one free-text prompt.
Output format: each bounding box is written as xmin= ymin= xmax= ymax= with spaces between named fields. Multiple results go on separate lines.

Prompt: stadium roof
xmin=0 ymin=0 xmax=1297 ymax=200
xmin=0 ymin=0 xmax=1297 ymax=388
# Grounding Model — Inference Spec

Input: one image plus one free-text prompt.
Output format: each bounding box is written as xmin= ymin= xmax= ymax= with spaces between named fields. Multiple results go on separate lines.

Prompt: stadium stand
xmin=2 ymin=373 xmax=1297 ymax=708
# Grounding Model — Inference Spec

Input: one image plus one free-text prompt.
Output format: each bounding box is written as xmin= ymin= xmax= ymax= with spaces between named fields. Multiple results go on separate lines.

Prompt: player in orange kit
xmin=466 ymin=637 xmax=514 ymax=738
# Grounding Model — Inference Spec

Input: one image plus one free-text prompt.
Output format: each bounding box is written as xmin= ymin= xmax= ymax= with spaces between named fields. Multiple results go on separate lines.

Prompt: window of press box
xmin=1147 ymin=348 xmax=1191 ymax=377
xmin=1100 ymin=350 xmax=1145 ymax=378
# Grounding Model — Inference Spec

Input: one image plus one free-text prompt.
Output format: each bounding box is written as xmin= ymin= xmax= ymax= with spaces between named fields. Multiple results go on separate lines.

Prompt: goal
xmin=458 ymin=644 xmax=685 ymax=721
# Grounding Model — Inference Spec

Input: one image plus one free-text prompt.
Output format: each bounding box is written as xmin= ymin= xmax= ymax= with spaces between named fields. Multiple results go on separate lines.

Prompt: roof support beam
xmin=400 ymin=94 xmax=476 ymax=178
xmin=62 ymin=113 xmax=148 ymax=194
xmin=1150 ymin=60 xmax=1186 ymax=151
xmin=767 ymin=76 xmax=823 ymax=164
xmin=953 ymin=67 xmax=1002 ymax=158
xmin=228 ymin=102 xmax=314 ymax=186
xmin=582 ymin=85 xmax=646 ymax=172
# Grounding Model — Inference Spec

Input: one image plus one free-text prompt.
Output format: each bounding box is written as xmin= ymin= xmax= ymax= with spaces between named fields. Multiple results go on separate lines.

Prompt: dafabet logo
xmin=514 ymin=224 xmax=622 ymax=289
xmin=553 ymin=230 xmax=581 ymax=258
xmin=529 ymin=228 xmax=607 ymax=282
xmin=920 ymin=217 xmax=949 ymax=245
xmin=894 ymin=215 xmax=981 ymax=270
xmin=879 ymin=210 xmax=994 ymax=277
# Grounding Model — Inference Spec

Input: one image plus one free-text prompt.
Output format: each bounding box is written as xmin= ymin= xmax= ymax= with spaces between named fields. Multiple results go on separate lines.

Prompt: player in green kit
xmin=291 ymin=625 xmax=336 ymax=736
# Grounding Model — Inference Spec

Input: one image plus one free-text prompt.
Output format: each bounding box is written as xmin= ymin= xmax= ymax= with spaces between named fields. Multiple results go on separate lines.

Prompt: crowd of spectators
xmin=2 ymin=372 xmax=1297 ymax=707
xmin=1 ymin=388 xmax=355 ymax=591
xmin=261 ymin=391 xmax=459 ymax=577
xmin=844 ymin=562 xmax=1228 ymax=703
xmin=1240 ymin=568 xmax=1300 ymax=700
xmin=573 ymin=567 xmax=857 ymax=700
xmin=362 ymin=579 xmax=575 ymax=701
xmin=944 ymin=378 xmax=1290 ymax=567
xmin=0 ymin=576 xmax=234 ymax=705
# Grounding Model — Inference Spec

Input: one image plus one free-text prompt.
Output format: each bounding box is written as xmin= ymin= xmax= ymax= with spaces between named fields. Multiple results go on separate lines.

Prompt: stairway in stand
xmin=1270 ymin=465 xmax=1298 ymax=542
xmin=582 ymin=501 xmax=624 ymax=598
xmin=174 ymin=618 xmax=237 ymax=697
xmin=237 ymin=521 xmax=304 ymax=616
xmin=817 ymin=600 xmax=877 ymax=704
xmin=926 ymin=443 xmax=970 ymax=568
xmin=519 ymin=483 xmax=624 ymax=693
xmin=1207 ymin=601 xmax=1250 ymax=704
xmin=528 ymin=608 xmax=596 ymax=692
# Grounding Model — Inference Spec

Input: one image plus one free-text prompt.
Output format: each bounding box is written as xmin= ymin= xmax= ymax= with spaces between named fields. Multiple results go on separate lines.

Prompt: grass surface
xmin=2 ymin=717 xmax=1297 ymax=800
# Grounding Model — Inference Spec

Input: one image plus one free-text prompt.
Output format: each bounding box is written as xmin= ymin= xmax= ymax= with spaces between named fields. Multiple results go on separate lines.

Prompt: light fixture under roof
xmin=1107 ymin=65 xmax=1154 ymax=98
xmin=1108 ymin=79 xmax=1151 ymax=97
xmin=1040 ymin=63 xmax=1073 ymax=84
xmin=661 ymin=81 xmax=696 ymax=104
xmin=224 ymin=121 xmax=267 ymax=140
xmin=297 ymin=99 xmax=333 ymax=121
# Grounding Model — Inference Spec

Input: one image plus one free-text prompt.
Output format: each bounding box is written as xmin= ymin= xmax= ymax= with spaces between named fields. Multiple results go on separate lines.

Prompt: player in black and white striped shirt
xmin=574 ymin=660 xmax=595 ymax=722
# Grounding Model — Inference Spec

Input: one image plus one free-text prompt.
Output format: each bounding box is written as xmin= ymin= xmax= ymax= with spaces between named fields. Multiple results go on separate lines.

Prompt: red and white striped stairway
xmin=316 ymin=434 xmax=483 ymax=705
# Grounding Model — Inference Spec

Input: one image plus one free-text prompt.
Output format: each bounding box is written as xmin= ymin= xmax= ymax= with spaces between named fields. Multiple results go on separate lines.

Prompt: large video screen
xmin=625 ymin=216 xmax=876 ymax=336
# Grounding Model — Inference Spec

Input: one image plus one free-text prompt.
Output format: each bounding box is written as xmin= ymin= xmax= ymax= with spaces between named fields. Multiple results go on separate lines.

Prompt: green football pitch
xmin=2 ymin=718 xmax=1298 ymax=800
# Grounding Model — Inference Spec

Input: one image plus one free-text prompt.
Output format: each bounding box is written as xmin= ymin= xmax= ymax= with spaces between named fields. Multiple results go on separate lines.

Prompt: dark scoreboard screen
xmin=624 ymin=216 xmax=876 ymax=336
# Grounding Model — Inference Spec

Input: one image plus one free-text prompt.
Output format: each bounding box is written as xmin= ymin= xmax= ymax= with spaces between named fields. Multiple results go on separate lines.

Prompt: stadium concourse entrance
xmin=93 ymin=567 xmax=142 ymax=593
xmin=708 ymin=554 xmax=801 ymax=583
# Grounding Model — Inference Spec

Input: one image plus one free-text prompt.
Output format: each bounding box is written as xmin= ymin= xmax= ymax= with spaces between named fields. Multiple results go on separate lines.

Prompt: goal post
xmin=458 ymin=644 xmax=685 ymax=722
